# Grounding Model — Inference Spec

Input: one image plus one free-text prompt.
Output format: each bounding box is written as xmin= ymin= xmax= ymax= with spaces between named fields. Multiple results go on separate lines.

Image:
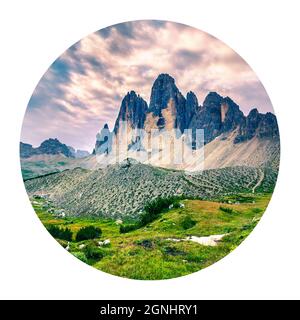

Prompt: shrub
xmin=139 ymin=211 xmax=157 ymax=226
xmin=83 ymin=244 xmax=104 ymax=260
xmin=119 ymin=224 xmax=137 ymax=234
xmin=119 ymin=196 xmax=185 ymax=234
xmin=180 ymin=216 xmax=196 ymax=230
xmin=46 ymin=225 xmax=73 ymax=241
xmin=219 ymin=206 xmax=234 ymax=214
xmin=172 ymin=201 xmax=181 ymax=209
xmin=141 ymin=196 xmax=181 ymax=226
xmin=144 ymin=197 xmax=176 ymax=216
xmin=76 ymin=226 xmax=102 ymax=241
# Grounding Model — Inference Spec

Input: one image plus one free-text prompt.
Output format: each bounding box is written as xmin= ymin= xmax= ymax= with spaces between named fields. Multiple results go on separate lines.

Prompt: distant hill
xmin=67 ymin=146 xmax=90 ymax=158
xmin=20 ymin=138 xmax=90 ymax=159
xmin=20 ymin=138 xmax=74 ymax=158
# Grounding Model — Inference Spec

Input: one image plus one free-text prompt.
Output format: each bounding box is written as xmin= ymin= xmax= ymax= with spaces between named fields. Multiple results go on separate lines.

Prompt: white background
xmin=0 ymin=0 xmax=299 ymax=300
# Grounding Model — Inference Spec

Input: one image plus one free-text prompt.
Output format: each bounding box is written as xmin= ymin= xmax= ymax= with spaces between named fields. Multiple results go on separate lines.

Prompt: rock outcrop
xmin=113 ymin=91 xmax=148 ymax=133
xmin=234 ymin=108 xmax=279 ymax=143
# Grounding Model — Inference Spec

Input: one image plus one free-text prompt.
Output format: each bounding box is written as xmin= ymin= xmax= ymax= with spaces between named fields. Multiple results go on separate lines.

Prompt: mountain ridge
xmin=96 ymin=73 xmax=278 ymax=150
xmin=20 ymin=138 xmax=90 ymax=159
xmin=20 ymin=73 xmax=280 ymax=176
xmin=93 ymin=73 xmax=279 ymax=170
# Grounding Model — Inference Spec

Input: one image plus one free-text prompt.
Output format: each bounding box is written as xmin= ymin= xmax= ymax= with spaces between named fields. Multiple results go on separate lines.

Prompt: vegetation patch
xmin=162 ymin=245 xmax=186 ymax=256
xmin=180 ymin=215 xmax=196 ymax=230
xmin=76 ymin=226 xmax=102 ymax=241
xmin=46 ymin=225 xmax=72 ymax=241
xmin=83 ymin=243 xmax=105 ymax=261
xmin=119 ymin=196 xmax=183 ymax=233
xmin=219 ymin=206 xmax=234 ymax=214
xmin=135 ymin=239 xmax=154 ymax=249
xmin=72 ymin=251 xmax=88 ymax=263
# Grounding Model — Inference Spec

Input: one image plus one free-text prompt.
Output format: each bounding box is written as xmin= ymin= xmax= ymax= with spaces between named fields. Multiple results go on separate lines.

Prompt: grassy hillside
xmin=33 ymin=193 xmax=270 ymax=280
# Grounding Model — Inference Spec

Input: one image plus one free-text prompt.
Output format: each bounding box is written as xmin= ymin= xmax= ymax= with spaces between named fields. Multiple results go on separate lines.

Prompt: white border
xmin=0 ymin=0 xmax=300 ymax=299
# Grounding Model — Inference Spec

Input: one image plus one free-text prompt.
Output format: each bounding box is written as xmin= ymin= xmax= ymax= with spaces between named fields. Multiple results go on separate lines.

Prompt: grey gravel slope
xmin=25 ymin=159 xmax=277 ymax=218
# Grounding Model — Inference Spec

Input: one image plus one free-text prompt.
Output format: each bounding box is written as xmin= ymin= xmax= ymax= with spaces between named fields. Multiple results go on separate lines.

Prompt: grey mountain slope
xmin=201 ymin=131 xmax=280 ymax=170
xmin=25 ymin=159 xmax=277 ymax=218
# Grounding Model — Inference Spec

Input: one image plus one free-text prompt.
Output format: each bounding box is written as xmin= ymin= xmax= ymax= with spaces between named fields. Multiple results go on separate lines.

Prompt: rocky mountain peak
xmin=234 ymin=108 xmax=279 ymax=143
xmin=220 ymin=96 xmax=244 ymax=132
xmin=114 ymin=90 xmax=148 ymax=133
xmin=248 ymin=108 xmax=259 ymax=117
xmin=148 ymin=73 xmax=187 ymax=131
xmin=148 ymin=73 xmax=180 ymax=116
xmin=92 ymin=74 xmax=279 ymax=152
xmin=20 ymin=142 xmax=35 ymax=158
xmin=203 ymin=92 xmax=223 ymax=108
xmin=186 ymin=91 xmax=198 ymax=105
xmin=189 ymin=92 xmax=245 ymax=144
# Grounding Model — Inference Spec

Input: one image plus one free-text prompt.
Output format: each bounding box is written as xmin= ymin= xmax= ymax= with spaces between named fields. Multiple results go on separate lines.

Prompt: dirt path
xmin=252 ymin=169 xmax=264 ymax=193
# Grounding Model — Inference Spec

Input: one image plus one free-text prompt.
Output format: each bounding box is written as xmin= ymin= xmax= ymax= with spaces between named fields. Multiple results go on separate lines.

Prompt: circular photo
xmin=20 ymin=20 xmax=280 ymax=280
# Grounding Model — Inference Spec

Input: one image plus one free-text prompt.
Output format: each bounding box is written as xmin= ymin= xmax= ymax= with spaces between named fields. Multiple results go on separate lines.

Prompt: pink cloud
xmin=21 ymin=20 xmax=274 ymax=150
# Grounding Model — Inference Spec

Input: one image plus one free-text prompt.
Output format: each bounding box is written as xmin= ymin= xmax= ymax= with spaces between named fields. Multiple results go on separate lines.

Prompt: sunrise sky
xmin=21 ymin=20 xmax=273 ymax=151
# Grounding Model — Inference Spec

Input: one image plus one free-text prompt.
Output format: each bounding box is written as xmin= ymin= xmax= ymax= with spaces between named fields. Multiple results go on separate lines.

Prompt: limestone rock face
xmin=220 ymin=97 xmax=244 ymax=133
xmin=91 ymin=73 xmax=279 ymax=158
xmin=95 ymin=123 xmax=112 ymax=155
xmin=189 ymin=92 xmax=223 ymax=143
xmin=185 ymin=91 xmax=199 ymax=128
xmin=114 ymin=91 xmax=148 ymax=133
xmin=234 ymin=108 xmax=279 ymax=143
xmin=148 ymin=73 xmax=186 ymax=132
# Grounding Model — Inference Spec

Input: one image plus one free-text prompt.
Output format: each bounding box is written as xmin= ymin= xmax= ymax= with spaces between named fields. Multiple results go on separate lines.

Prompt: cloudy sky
xmin=21 ymin=20 xmax=273 ymax=151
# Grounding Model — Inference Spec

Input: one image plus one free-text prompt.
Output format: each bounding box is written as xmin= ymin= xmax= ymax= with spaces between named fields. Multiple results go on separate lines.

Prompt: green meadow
xmin=32 ymin=193 xmax=270 ymax=280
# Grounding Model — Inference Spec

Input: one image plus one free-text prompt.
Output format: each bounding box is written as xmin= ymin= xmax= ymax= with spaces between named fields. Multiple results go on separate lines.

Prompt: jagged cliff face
xmin=94 ymin=123 xmax=111 ymax=155
xmin=105 ymin=73 xmax=279 ymax=147
xmin=113 ymin=74 xmax=200 ymax=135
xmin=147 ymin=74 xmax=187 ymax=132
xmin=234 ymin=109 xmax=279 ymax=143
xmin=188 ymin=93 xmax=246 ymax=144
xmin=113 ymin=91 xmax=148 ymax=133
xmin=94 ymin=73 xmax=279 ymax=170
